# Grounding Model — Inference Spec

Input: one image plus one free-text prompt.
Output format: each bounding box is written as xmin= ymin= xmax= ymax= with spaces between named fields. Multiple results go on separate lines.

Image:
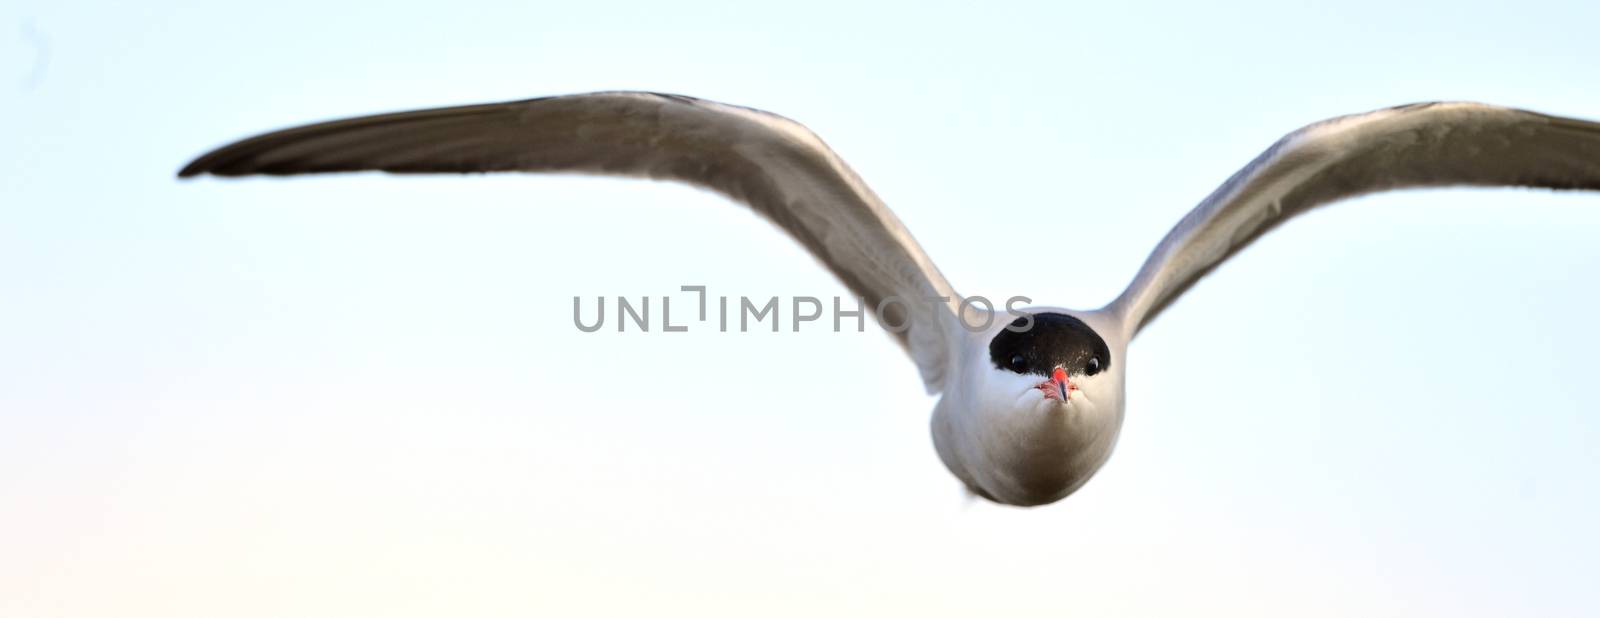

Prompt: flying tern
xmin=180 ymin=92 xmax=1600 ymax=506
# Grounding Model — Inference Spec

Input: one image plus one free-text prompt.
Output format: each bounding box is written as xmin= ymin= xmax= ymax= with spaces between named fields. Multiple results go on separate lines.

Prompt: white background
xmin=3 ymin=1 xmax=1599 ymax=615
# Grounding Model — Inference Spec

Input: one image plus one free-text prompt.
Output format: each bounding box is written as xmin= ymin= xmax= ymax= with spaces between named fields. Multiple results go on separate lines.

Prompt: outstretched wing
xmin=181 ymin=91 xmax=964 ymax=392
xmin=1109 ymin=102 xmax=1600 ymax=339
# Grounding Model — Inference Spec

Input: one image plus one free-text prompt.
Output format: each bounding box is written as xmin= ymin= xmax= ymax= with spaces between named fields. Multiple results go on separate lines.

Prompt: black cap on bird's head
xmin=988 ymin=312 xmax=1112 ymax=402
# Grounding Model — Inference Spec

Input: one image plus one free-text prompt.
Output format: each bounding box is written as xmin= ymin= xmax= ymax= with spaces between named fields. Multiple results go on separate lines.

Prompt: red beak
xmin=1052 ymin=367 xmax=1071 ymax=401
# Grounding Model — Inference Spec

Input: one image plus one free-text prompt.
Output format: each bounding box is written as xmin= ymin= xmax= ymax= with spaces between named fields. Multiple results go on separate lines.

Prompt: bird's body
xmin=181 ymin=93 xmax=1600 ymax=506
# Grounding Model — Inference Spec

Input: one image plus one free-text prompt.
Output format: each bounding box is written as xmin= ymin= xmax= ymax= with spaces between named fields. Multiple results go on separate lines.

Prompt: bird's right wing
xmin=180 ymin=92 xmax=965 ymax=392
xmin=1108 ymin=102 xmax=1600 ymax=339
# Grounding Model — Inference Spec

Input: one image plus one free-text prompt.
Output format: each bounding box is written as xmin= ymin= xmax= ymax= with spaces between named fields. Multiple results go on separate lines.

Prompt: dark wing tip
xmin=173 ymin=91 xmax=724 ymax=181
xmin=176 ymin=158 xmax=209 ymax=178
xmin=175 ymin=154 xmax=252 ymax=179
xmin=176 ymin=137 xmax=268 ymax=179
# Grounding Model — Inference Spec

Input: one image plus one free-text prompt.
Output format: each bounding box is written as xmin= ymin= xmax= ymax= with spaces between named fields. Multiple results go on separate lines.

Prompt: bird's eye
xmin=1085 ymin=357 xmax=1101 ymax=376
xmin=1009 ymin=354 xmax=1027 ymax=371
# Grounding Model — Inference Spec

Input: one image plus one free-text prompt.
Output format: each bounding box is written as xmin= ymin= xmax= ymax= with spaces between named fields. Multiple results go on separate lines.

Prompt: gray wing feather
xmin=181 ymin=92 xmax=963 ymax=392
xmin=1110 ymin=102 xmax=1600 ymax=339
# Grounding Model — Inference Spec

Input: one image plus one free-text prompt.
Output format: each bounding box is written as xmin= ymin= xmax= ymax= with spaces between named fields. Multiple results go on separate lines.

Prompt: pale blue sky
xmin=4 ymin=1 xmax=1600 ymax=616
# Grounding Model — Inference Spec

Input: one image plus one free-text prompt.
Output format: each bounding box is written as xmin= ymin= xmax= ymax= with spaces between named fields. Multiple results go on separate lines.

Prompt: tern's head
xmin=940 ymin=309 xmax=1125 ymax=506
xmin=985 ymin=312 xmax=1115 ymax=412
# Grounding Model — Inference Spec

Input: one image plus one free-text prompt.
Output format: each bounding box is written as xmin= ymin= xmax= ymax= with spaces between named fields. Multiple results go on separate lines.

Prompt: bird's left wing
xmin=1108 ymin=102 xmax=1600 ymax=340
xmin=180 ymin=92 xmax=965 ymax=392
